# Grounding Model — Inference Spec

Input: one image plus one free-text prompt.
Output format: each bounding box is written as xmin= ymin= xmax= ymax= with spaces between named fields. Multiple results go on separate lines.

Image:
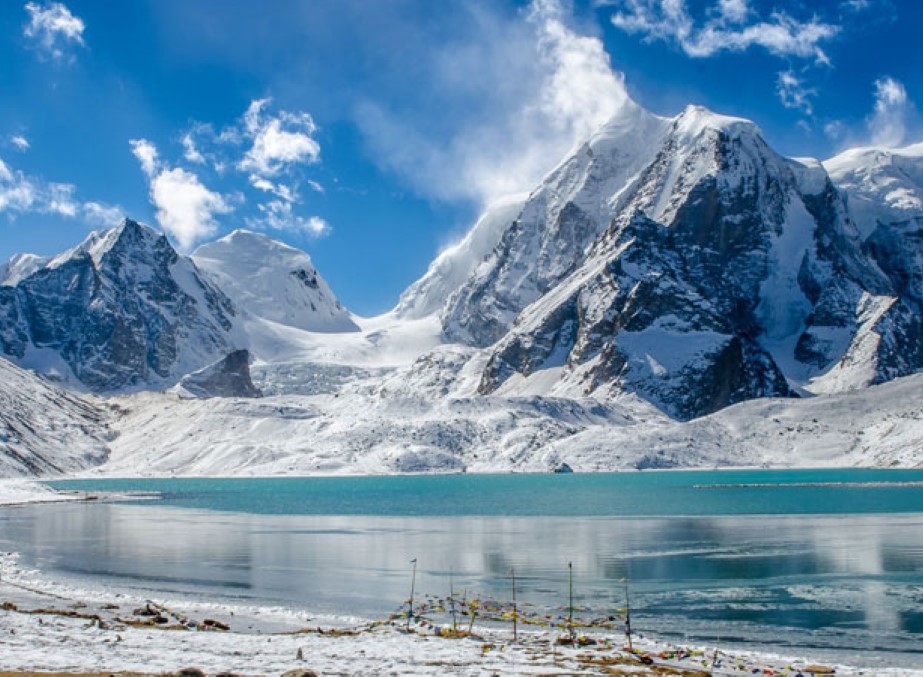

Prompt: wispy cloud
xmin=176 ymin=99 xmax=328 ymax=238
xmin=130 ymin=138 xmax=232 ymax=250
xmin=23 ymin=1 xmax=85 ymax=61
xmin=867 ymin=76 xmax=912 ymax=148
xmin=81 ymin=201 xmax=124 ymax=227
xmin=181 ymin=132 xmax=205 ymax=164
xmin=823 ymin=75 xmax=918 ymax=151
xmin=129 ymin=138 xmax=159 ymax=176
xmin=777 ymin=70 xmax=816 ymax=115
xmin=10 ymin=135 xmax=30 ymax=151
xmin=0 ymin=157 xmax=36 ymax=213
xmin=609 ymin=0 xmax=839 ymax=64
xmin=238 ymin=98 xmax=320 ymax=177
xmin=355 ymin=0 xmax=630 ymax=206
xmin=0 ymin=153 xmax=121 ymax=224
xmin=245 ymin=200 xmax=330 ymax=238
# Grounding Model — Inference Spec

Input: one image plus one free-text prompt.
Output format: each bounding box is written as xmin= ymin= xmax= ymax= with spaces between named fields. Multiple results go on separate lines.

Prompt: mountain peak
xmin=0 ymin=217 xmax=238 ymax=392
xmin=44 ymin=218 xmax=167 ymax=273
xmin=0 ymin=252 xmax=47 ymax=287
xmin=674 ymin=104 xmax=756 ymax=138
xmin=193 ymin=230 xmax=359 ymax=333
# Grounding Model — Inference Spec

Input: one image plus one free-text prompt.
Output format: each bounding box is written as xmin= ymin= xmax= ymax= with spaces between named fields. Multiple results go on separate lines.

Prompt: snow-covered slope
xmin=824 ymin=141 xmax=923 ymax=238
xmin=0 ymin=219 xmax=241 ymax=392
xmin=395 ymin=194 xmax=528 ymax=319
xmin=3 ymin=95 xmax=923 ymax=477
xmin=0 ymin=253 xmax=47 ymax=287
xmin=98 ymin=367 xmax=923 ymax=476
xmin=437 ymin=98 xmax=671 ymax=346
xmin=193 ymin=230 xmax=358 ymax=333
xmin=425 ymin=102 xmax=899 ymax=418
xmin=824 ymin=142 xmax=923 ymax=388
xmin=0 ymin=356 xmax=110 ymax=477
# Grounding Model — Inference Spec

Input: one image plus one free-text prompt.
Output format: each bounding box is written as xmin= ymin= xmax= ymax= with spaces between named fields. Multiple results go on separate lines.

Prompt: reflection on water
xmin=1 ymin=502 xmax=922 ymax=663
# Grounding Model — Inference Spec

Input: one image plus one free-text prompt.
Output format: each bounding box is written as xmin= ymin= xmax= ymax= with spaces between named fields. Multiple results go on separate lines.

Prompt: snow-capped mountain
xmin=822 ymin=143 xmax=923 ymax=388
xmin=439 ymin=98 xmax=670 ymax=346
xmin=395 ymin=195 xmax=528 ymax=320
xmin=399 ymin=103 xmax=917 ymax=418
xmin=3 ymin=96 xmax=923 ymax=478
xmin=0 ymin=219 xmax=240 ymax=392
xmin=193 ymin=230 xmax=359 ymax=333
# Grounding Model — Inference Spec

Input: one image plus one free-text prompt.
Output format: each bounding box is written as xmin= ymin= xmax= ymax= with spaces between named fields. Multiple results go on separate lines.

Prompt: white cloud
xmin=0 ymin=154 xmax=119 ymax=224
xmin=149 ymin=167 xmax=232 ymax=250
xmin=867 ymin=76 xmax=910 ymax=148
xmin=777 ymin=70 xmax=815 ymax=115
xmin=46 ymin=182 xmax=77 ymax=216
xmin=305 ymin=215 xmax=330 ymax=237
xmin=129 ymin=138 xmax=160 ymax=177
xmin=0 ymin=157 xmax=37 ymax=213
xmin=238 ymin=99 xmax=320 ymax=177
xmin=823 ymin=120 xmax=846 ymax=142
xmin=81 ymin=201 xmax=123 ymax=226
xmin=129 ymin=139 xmax=232 ymax=250
xmin=245 ymin=199 xmax=330 ymax=237
xmin=181 ymin=132 xmax=205 ymax=164
xmin=10 ymin=135 xmax=30 ymax=151
xmin=23 ymin=1 xmax=85 ymax=61
xmin=716 ymin=0 xmax=749 ymax=24
xmin=610 ymin=0 xmax=838 ymax=64
xmin=356 ymin=0 xmax=630 ymax=206
xmin=128 ymin=100 xmax=326 ymax=249
xmin=248 ymin=175 xmax=297 ymax=202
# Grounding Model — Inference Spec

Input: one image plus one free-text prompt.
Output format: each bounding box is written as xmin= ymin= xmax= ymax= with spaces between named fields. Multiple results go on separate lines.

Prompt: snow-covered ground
xmin=0 ymin=478 xmax=95 ymax=505
xmin=92 ymin=365 xmax=923 ymax=477
xmin=0 ymin=551 xmax=914 ymax=676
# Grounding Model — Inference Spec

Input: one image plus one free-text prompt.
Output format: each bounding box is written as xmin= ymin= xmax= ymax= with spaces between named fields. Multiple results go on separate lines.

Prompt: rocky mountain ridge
xmin=404 ymin=104 xmax=921 ymax=418
xmin=2 ymin=97 xmax=923 ymax=476
xmin=0 ymin=219 xmax=239 ymax=392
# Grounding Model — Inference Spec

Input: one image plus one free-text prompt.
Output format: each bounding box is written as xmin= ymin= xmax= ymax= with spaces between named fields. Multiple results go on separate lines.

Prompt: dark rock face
xmin=443 ymin=202 xmax=601 ymax=347
xmin=479 ymin=212 xmax=795 ymax=420
xmin=177 ymin=349 xmax=262 ymax=399
xmin=467 ymin=111 xmax=906 ymax=420
xmin=0 ymin=219 xmax=237 ymax=392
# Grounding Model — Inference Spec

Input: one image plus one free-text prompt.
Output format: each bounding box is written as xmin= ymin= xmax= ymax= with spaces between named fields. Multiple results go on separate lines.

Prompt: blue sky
xmin=0 ymin=0 xmax=920 ymax=315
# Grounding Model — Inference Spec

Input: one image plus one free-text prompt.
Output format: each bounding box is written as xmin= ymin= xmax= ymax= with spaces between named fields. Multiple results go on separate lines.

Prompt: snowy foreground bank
xmin=0 ymin=484 xmax=919 ymax=676
xmin=0 ymin=550 xmax=917 ymax=677
xmin=0 ymin=478 xmax=95 ymax=506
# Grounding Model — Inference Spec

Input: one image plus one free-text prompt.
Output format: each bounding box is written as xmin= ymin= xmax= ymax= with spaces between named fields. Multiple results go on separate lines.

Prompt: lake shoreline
xmin=3 ymin=476 xmax=923 ymax=674
xmin=0 ymin=548 xmax=918 ymax=676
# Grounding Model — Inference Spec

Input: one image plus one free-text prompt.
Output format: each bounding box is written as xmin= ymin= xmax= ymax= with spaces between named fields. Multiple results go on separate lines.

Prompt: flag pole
xmin=568 ymin=561 xmax=574 ymax=640
xmin=449 ymin=568 xmax=457 ymax=633
xmin=624 ymin=577 xmax=633 ymax=651
xmin=407 ymin=558 xmax=417 ymax=630
xmin=510 ymin=567 xmax=517 ymax=642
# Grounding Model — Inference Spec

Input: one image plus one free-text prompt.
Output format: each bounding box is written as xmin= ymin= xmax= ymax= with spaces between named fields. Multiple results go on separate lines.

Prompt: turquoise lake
xmin=2 ymin=469 xmax=923 ymax=667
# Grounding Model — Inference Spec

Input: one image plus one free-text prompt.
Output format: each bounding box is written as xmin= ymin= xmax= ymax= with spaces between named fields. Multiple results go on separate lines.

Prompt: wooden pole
xmin=510 ymin=567 xmax=518 ymax=642
xmin=407 ymin=558 xmax=417 ymax=630
xmin=568 ymin=561 xmax=574 ymax=640
xmin=624 ymin=577 xmax=633 ymax=651
xmin=449 ymin=569 xmax=457 ymax=633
